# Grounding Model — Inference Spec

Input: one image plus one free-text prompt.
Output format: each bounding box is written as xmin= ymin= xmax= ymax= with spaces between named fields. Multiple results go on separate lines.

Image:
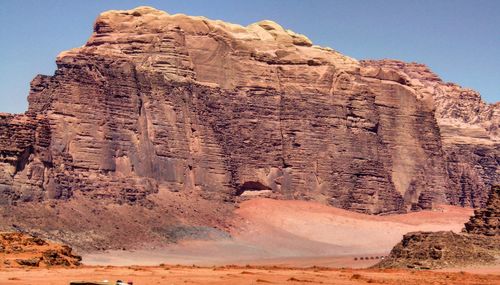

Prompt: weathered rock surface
xmin=378 ymin=185 xmax=500 ymax=269
xmin=0 ymin=6 xmax=498 ymax=247
xmin=362 ymin=60 xmax=499 ymax=208
xmin=465 ymin=185 xmax=500 ymax=236
xmin=0 ymin=232 xmax=81 ymax=267
xmin=376 ymin=231 xmax=499 ymax=269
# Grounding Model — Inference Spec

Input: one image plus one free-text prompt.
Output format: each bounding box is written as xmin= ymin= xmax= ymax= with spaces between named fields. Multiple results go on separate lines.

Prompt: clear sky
xmin=0 ymin=0 xmax=498 ymax=113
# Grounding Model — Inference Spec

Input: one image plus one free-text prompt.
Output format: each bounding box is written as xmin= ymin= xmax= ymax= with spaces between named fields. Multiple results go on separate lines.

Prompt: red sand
xmin=1 ymin=265 xmax=499 ymax=285
xmin=84 ymin=199 xmax=474 ymax=268
xmin=4 ymin=199 xmax=497 ymax=284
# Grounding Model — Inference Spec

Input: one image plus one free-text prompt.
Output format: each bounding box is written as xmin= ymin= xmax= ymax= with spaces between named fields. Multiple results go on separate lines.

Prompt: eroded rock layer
xmin=0 ymin=6 xmax=498 ymax=218
xmin=0 ymin=232 xmax=81 ymax=267
xmin=362 ymin=60 xmax=499 ymax=208
xmin=376 ymin=231 xmax=499 ymax=269
xmin=378 ymin=185 xmax=500 ymax=269
xmin=465 ymin=185 xmax=500 ymax=236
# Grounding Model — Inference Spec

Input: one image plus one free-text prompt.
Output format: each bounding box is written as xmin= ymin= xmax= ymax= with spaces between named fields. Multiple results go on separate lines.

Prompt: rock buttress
xmin=0 ymin=6 xmax=497 ymax=215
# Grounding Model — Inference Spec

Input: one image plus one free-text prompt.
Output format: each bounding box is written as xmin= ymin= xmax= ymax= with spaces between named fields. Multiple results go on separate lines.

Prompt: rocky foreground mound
xmin=0 ymin=232 xmax=81 ymax=267
xmin=378 ymin=186 xmax=500 ymax=269
xmin=0 ymin=6 xmax=497 ymax=249
xmin=376 ymin=231 xmax=499 ymax=269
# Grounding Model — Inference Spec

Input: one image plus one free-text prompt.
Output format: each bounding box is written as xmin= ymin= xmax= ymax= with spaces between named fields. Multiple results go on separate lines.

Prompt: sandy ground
xmin=2 ymin=199 xmax=498 ymax=284
xmin=84 ymin=198 xmax=474 ymax=267
xmin=1 ymin=265 xmax=499 ymax=285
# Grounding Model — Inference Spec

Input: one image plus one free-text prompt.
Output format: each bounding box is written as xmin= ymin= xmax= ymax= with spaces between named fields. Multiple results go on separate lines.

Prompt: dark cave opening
xmin=236 ymin=181 xmax=272 ymax=196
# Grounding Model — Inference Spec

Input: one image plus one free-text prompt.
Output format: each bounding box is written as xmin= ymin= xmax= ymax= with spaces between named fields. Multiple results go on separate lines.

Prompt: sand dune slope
xmin=232 ymin=199 xmax=473 ymax=256
xmin=84 ymin=199 xmax=473 ymax=267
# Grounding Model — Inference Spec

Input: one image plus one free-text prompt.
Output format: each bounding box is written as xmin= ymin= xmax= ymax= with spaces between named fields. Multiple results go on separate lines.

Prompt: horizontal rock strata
xmin=376 ymin=231 xmax=499 ymax=269
xmin=465 ymin=185 xmax=500 ymax=236
xmin=0 ymin=6 xmax=498 ymax=220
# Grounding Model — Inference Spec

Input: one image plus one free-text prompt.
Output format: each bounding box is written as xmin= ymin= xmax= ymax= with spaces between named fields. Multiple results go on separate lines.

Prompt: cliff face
xmin=362 ymin=60 xmax=499 ymax=208
xmin=0 ymin=6 xmax=498 ymax=218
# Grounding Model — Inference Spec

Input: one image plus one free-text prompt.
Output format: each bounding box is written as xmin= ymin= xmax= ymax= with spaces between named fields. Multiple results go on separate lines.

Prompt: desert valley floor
xmin=3 ymin=198 xmax=499 ymax=284
xmin=1 ymin=264 xmax=500 ymax=285
xmin=83 ymin=198 xmax=473 ymax=266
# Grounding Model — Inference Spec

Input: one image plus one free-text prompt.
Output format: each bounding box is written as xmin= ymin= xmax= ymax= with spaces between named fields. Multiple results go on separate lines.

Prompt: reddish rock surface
xmin=0 ymin=232 xmax=81 ymax=268
xmin=361 ymin=60 xmax=499 ymax=208
xmin=376 ymin=231 xmax=499 ymax=269
xmin=378 ymin=185 xmax=500 ymax=269
xmin=0 ymin=7 xmax=498 ymax=247
xmin=465 ymin=185 xmax=500 ymax=236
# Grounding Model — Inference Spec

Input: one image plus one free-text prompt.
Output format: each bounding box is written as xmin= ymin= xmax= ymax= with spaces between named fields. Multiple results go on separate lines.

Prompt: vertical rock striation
xmin=0 ymin=6 xmax=498 ymax=218
xmin=465 ymin=185 xmax=500 ymax=236
xmin=361 ymin=60 xmax=499 ymax=208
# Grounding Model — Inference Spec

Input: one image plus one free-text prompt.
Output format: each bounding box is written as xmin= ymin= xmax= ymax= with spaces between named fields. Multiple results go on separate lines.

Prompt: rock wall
xmin=0 ymin=6 xmax=498 ymax=214
xmin=0 ymin=113 xmax=42 ymax=204
xmin=362 ymin=60 xmax=499 ymax=208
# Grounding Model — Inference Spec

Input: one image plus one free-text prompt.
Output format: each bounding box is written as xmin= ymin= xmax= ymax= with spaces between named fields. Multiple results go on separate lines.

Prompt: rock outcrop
xmin=378 ymin=185 xmax=500 ymax=269
xmin=465 ymin=185 xmax=500 ymax=236
xmin=376 ymin=231 xmax=499 ymax=269
xmin=0 ymin=6 xmax=498 ymax=245
xmin=0 ymin=232 xmax=81 ymax=267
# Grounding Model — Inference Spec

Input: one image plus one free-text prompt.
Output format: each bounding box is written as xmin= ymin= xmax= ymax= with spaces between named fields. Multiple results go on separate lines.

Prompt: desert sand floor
xmin=2 ymin=199 xmax=498 ymax=284
xmin=85 ymin=199 xmax=474 ymax=267
xmin=1 ymin=265 xmax=500 ymax=285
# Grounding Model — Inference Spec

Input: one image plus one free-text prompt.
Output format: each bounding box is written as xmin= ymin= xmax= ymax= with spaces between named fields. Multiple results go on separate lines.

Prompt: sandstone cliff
xmin=362 ymin=60 xmax=499 ymax=208
xmin=0 ymin=6 xmax=498 ymax=234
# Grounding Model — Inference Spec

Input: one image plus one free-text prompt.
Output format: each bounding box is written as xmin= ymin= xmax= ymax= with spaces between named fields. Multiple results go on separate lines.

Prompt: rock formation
xmin=0 ymin=232 xmax=81 ymax=267
xmin=376 ymin=231 xmax=498 ymax=269
xmin=0 ymin=6 xmax=498 ymax=247
xmin=464 ymin=185 xmax=500 ymax=236
xmin=378 ymin=185 xmax=500 ymax=269
xmin=361 ymin=60 xmax=499 ymax=208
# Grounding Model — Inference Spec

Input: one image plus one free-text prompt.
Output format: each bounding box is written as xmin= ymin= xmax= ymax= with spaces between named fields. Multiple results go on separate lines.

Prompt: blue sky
xmin=0 ymin=0 xmax=498 ymax=113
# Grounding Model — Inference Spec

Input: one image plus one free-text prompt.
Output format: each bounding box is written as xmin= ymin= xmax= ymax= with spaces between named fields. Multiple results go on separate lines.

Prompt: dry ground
xmin=84 ymin=199 xmax=474 ymax=266
xmin=1 ymin=265 xmax=499 ymax=285
xmin=3 ymin=199 xmax=495 ymax=284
